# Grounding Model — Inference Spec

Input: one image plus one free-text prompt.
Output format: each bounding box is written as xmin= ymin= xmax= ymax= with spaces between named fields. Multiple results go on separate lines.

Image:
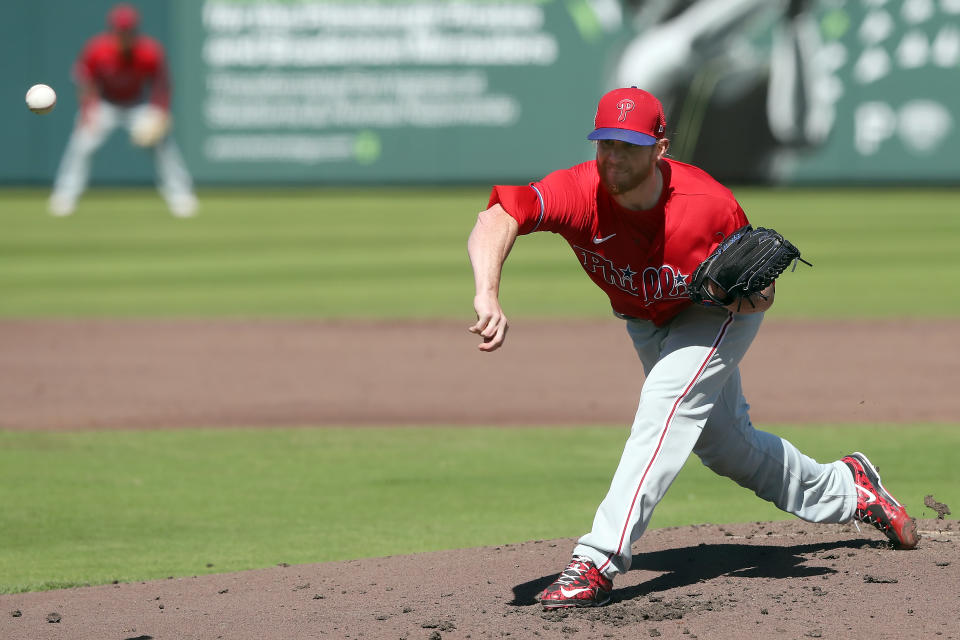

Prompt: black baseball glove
xmin=688 ymin=225 xmax=811 ymax=308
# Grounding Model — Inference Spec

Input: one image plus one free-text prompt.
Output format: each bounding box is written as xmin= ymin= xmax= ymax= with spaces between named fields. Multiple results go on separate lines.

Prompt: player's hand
xmin=131 ymin=106 xmax=170 ymax=147
xmin=722 ymin=282 xmax=775 ymax=314
xmin=469 ymin=294 xmax=509 ymax=352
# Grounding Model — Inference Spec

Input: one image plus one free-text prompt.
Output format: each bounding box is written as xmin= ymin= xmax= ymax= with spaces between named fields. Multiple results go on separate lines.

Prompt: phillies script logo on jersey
xmin=616 ymin=99 xmax=635 ymax=122
xmin=573 ymin=246 xmax=689 ymax=305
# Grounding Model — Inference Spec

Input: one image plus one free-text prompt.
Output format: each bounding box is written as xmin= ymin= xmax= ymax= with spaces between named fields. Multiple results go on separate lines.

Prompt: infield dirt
xmin=0 ymin=319 xmax=957 ymax=640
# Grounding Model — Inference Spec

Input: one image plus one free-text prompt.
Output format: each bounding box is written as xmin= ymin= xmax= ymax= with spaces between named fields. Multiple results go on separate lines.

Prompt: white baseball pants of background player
xmin=574 ymin=304 xmax=858 ymax=577
xmin=50 ymin=100 xmax=197 ymax=218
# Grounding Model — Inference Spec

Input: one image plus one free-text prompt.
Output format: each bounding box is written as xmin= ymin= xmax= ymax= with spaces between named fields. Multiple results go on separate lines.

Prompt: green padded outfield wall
xmin=1 ymin=0 xmax=170 ymax=184
xmin=167 ymin=0 xmax=619 ymax=183
xmin=4 ymin=0 xmax=959 ymax=185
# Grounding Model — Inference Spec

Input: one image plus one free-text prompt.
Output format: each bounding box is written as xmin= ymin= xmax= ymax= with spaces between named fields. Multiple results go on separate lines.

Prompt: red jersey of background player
xmin=489 ymin=158 xmax=748 ymax=326
xmin=74 ymin=31 xmax=170 ymax=109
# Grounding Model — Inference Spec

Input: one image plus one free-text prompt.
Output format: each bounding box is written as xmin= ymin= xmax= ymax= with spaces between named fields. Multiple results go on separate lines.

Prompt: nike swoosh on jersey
xmin=558 ymin=586 xmax=594 ymax=598
xmin=592 ymin=233 xmax=617 ymax=244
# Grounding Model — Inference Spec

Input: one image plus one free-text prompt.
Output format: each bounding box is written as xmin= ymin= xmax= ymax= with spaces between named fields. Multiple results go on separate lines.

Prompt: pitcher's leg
xmin=574 ymin=307 xmax=762 ymax=577
xmin=573 ymin=388 xmax=707 ymax=576
xmin=693 ymin=369 xmax=857 ymax=523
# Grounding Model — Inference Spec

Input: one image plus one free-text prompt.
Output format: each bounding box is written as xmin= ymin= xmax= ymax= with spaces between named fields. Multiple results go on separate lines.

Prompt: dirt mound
xmin=1 ymin=519 xmax=956 ymax=640
xmin=1 ymin=318 xmax=958 ymax=429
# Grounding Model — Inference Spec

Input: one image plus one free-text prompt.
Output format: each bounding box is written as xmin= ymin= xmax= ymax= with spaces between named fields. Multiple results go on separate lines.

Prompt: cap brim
xmin=587 ymin=128 xmax=657 ymax=146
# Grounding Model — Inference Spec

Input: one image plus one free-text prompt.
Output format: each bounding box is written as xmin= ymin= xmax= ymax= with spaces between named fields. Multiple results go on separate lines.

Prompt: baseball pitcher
xmin=467 ymin=86 xmax=918 ymax=610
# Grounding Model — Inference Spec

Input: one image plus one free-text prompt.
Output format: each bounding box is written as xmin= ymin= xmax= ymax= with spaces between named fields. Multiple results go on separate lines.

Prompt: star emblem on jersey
xmin=572 ymin=245 xmax=690 ymax=304
xmin=592 ymin=233 xmax=617 ymax=244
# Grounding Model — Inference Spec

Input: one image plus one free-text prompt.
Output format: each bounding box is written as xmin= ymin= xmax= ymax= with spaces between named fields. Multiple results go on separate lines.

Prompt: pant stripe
xmin=598 ymin=311 xmax=734 ymax=573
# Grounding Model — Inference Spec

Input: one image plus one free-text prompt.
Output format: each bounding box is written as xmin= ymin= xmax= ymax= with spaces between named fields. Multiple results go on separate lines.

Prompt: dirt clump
xmin=924 ymin=495 xmax=951 ymax=519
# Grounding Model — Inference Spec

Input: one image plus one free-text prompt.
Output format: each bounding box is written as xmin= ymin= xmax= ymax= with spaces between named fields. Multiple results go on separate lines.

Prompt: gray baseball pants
xmin=51 ymin=100 xmax=195 ymax=212
xmin=574 ymin=304 xmax=857 ymax=577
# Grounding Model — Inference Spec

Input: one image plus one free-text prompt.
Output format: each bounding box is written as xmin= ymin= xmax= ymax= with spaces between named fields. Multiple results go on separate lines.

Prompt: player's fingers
xmin=469 ymin=309 xmax=503 ymax=337
xmin=477 ymin=317 xmax=508 ymax=351
xmin=475 ymin=305 xmax=502 ymax=331
xmin=468 ymin=314 xmax=492 ymax=335
xmin=477 ymin=333 xmax=501 ymax=351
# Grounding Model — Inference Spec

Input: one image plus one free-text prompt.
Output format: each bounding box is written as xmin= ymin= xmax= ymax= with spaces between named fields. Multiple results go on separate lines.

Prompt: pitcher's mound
xmin=1 ymin=519 xmax=956 ymax=640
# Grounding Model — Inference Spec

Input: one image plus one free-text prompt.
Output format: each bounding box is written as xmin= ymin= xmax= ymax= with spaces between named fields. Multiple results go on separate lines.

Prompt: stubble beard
xmin=599 ymin=161 xmax=653 ymax=196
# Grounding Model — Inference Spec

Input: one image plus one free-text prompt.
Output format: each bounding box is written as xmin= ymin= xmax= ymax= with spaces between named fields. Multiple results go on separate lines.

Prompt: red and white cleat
xmin=539 ymin=555 xmax=613 ymax=609
xmin=842 ymin=452 xmax=919 ymax=550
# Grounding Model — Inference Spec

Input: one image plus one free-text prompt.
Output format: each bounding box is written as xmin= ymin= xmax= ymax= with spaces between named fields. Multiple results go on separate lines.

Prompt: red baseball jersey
xmin=74 ymin=33 xmax=170 ymax=109
xmin=489 ymin=158 xmax=749 ymax=326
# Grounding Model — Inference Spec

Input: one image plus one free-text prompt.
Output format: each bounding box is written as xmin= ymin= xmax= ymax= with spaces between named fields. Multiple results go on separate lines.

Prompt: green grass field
xmin=1 ymin=186 xmax=959 ymax=318
xmin=1 ymin=425 xmax=956 ymax=594
xmin=1 ymin=186 xmax=957 ymax=594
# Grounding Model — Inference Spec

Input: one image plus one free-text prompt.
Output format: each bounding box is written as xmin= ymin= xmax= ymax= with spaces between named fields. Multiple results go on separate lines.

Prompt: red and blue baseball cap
xmin=587 ymin=87 xmax=666 ymax=146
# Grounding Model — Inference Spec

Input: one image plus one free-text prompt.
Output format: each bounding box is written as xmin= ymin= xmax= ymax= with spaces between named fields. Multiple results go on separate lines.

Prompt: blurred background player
xmin=49 ymin=3 xmax=197 ymax=218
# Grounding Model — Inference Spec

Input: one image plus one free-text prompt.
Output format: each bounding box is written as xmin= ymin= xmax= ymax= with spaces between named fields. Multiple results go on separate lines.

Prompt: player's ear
xmin=656 ymin=138 xmax=670 ymax=159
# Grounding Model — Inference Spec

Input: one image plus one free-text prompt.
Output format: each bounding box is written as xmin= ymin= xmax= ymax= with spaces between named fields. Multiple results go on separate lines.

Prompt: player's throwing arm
xmin=467 ymin=204 xmax=519 ymax=352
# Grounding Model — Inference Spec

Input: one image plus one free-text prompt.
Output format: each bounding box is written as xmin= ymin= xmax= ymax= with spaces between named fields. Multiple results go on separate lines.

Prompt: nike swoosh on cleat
xmin=558 ymin=586 xmax=594 ymax=598
xmin=856 ymin=484 xmax=878 ymax=503
xmin=592 ymin=233 xmax=616 ymax=244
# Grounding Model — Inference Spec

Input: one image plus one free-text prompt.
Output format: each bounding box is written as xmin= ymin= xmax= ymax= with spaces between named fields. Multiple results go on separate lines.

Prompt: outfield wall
xmin=4 ymin=0 xmax=959 ymax=186
xmin=1 ymin=0 xmax=170 ymax=185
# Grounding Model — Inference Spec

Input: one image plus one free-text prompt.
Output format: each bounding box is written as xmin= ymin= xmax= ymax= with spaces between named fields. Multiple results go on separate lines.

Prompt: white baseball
xmin=26 ymin=84 xmax=57 ymax=115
